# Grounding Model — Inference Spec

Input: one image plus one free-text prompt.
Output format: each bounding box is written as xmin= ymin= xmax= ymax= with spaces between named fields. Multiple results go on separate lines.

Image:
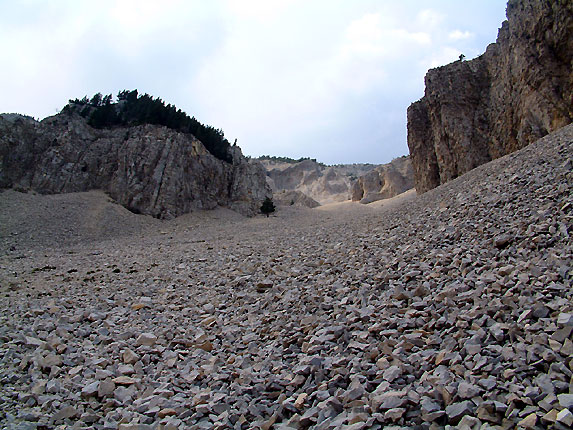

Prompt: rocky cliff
xmin=407 ymin=0 xmax=572 ymax=193
xmin=0 ymin=112 xmax=271 ymax=219
xmin=260 ymin=159 xmax=374 ymax=205
xmin=351 ymin=156 xmax=413 ymax=204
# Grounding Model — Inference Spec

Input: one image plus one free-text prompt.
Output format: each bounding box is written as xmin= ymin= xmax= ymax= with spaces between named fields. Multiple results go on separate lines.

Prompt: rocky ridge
xmin=0 ymin=112 xmax=271 ymax=219
xmin=350 ymin=156 xmax=413 ymax=204
xmin=407 ymin=0 xmax=573 ymax=193
xmin=261 ymin=159 xmax=375 ymax=205
xmin=0 ymin=122 xmax=571 ymax=429
xmin=262 ymin=158 xmax=413 ymax=206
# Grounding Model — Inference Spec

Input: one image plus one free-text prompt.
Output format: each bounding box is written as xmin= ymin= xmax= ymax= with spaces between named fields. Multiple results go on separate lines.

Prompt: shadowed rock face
xmin=351 ymin=156 xmax=413 ymax=204
xmin=0 ymin=112 xmax=271 ymax=219
xmin=408 ymin=0 xmax=573 ymax=193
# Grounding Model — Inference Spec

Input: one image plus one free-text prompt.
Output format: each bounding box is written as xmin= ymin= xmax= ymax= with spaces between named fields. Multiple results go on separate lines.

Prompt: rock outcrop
xmin=351 ymin=156 xmax=413 ymax=204
xmin=407 ymin=0 xmax=572 ymax=193
xmin=260 ymin=159 xmax=375 ymax=205
xmin=272 ymin=190 xmax=321 ymax=208
xmin=0 ymin=112 xmax=270 ymax=218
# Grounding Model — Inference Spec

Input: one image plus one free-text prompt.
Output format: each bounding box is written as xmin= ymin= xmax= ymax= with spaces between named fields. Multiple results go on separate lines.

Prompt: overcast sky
xmin=0 ymin=1 xmax=507 ymax=164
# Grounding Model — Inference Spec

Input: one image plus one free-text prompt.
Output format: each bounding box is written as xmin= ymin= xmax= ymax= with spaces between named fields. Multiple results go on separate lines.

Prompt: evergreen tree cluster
xmin=64 ymin=90 xmax=232 ymax=163
xmin=258 ymin=155 xmax=324 ymax=166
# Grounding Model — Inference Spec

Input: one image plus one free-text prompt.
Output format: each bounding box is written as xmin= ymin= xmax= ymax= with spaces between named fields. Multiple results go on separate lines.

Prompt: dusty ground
xmin=0 ymin=125 xmax=572 ymax=429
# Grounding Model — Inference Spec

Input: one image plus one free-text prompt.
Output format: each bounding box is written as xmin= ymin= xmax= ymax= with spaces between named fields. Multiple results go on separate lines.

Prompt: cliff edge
xmin=407 ymin=0 xmax=572 ymax=193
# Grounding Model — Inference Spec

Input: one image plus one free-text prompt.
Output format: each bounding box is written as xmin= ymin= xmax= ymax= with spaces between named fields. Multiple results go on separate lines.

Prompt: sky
xmin=0 ymin=1 xmax=507 ymax=165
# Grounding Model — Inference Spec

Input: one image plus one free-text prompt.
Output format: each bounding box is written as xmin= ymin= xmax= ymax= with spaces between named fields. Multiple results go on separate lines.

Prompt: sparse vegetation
xmin=258 ymin=155 xmax=325 ymax=167
xmin=260 ymin=197 xmax=276 ymax=217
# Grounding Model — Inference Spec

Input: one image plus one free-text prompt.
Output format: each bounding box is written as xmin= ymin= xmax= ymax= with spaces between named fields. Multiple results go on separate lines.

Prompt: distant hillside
xmin=258 ymin=157 xmax=412 ymax=205
xmin=257 ymin=155 xmax=325 ymax=166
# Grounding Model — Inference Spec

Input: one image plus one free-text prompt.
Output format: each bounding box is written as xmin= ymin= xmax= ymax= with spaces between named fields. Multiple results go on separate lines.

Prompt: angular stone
xmin=493 ymin=234 xmax=512 ymax=249
xmin=541 ymin=409 xmax=558 ymax=424
xmin=557 ymin=409 xmax=573 ymax=427
xmin=558 ymin=394 xmax=573 ymax=409
xmin=294 ymin=393 xmax=308 ymax=409
xmin=384 ymin=408 xmax=406 ymax=422
xmin=377 ymin=395 xmax=408 ymax=410
xmin=81 ymin=380 xmax=99 ymax=398
xmin=458 ymin=416 xmax=481 ymax=429
xmin=52 ymin=405 xmax=78 ymax=422
xmin=118 ymin=424 xmax=154 ymax=430
xmin=421 ymin=410 xmax=446 ymax=422
xmin=476 ymin=402 xmax=501 ymax=424
xmin=420 ymin=397 xmax=441 ymax=414
xmin=98 ymin=379 xmax=116 ymax=397
xmin=557 ymin=313 xmax=573 ymax=326
xmin=445 ymin=401 xmax=474 ymax=423
xmin=114 ymin=386 xmax=134 ymax=403
xmin=136 ymin=332 xmax=157 ymax=346
xmin=517 ymin=412 xmax=537 ymax=429
xmin=122 ymin=348 xmax=139 ymax=364
xmin=383 ymin=365 xmax=403 ymax=382
xmin=532 ymin=304 xmax=550 ymax=319
xmin=457 ymin=382 xmax=481 ymax=399
xmin=157 ymin=408 xmax=177 ymax=418
xmin=112 ymin=376 xmax=138 ymax=385
xmin=118 ymin=364 xmax=135 ymax=375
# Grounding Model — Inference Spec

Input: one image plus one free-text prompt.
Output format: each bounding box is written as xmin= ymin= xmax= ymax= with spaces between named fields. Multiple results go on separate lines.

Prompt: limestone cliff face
xmin=0 ymin=113 xmax=270 ymax=219
xmin=408 ymin=0 xmax=572 ymax=193
xmin=351 ymin=156 xmax=413 ymax=204
xmin=261 ymin=159 xmax=374 ymax=205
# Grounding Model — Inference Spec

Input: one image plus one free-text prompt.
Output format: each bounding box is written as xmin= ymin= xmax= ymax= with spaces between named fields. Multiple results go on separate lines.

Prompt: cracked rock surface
xmin=0 ymin=124 xmax=572 ymax=429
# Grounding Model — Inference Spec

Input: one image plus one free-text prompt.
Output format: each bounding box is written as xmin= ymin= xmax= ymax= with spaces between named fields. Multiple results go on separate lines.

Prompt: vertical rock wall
xmin=407 ymin=0 xmax=572 ymax=193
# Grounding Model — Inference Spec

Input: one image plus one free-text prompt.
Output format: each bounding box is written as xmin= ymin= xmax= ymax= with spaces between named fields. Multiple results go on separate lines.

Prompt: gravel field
xmin=0 ymin=124 xmax=572 ymax=429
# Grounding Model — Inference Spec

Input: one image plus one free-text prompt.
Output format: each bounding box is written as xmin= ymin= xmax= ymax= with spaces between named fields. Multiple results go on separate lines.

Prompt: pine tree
xmin=260 ymin=197 xmax=276 ymax=217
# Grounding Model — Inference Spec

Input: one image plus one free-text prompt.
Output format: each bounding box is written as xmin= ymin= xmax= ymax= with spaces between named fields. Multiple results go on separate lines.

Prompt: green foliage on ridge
xmin=258 ymin=155 xmax=325 ymax=166
xmin=64 ymin=90 xmax=232 ymax=163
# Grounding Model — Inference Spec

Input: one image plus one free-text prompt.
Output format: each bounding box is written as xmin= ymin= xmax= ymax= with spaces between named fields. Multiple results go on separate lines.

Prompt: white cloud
xmin=225 ymin=0 xmax=297 ymax=22
xmin=449 ymin=30 xmax=474 ymax=40
xmin=416 ymin=9 xmax=444 ymax=29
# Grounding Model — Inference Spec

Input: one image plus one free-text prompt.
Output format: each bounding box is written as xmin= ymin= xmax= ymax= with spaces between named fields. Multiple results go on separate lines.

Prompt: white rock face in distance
xmin=351 ymin=156 xmax=413 ymax=204
xmin=260 ymin=157 xmax=413 ymax=206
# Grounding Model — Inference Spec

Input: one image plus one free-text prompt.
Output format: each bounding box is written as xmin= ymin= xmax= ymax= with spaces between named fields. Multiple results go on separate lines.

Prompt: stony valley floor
xmin=0 ymin=125 xmax=572 ymax=429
